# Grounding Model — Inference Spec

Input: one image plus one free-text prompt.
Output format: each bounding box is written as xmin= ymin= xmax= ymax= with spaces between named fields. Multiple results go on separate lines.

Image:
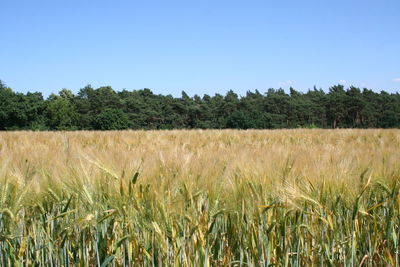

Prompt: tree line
xmin=0 ymin=80 xmax=399 ymax=130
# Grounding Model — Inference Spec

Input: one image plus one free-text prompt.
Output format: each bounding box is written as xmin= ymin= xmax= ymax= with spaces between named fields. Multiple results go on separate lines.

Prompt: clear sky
xmin=1 ymin=0 xmax=399 ymax=97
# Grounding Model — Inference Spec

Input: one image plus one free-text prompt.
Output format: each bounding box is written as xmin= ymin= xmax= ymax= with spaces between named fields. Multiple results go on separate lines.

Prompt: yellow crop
xmin=0 ymin=129 xmax=398 ymax=265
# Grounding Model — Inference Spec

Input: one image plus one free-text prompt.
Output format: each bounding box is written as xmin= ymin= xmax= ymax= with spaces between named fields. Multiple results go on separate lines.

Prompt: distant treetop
xmin=0 ymin=81 xmax=399 ymax=130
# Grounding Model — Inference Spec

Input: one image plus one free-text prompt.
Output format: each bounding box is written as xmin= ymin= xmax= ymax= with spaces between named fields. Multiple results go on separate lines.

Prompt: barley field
xmin=0 ymin=129 xmax=399 ymax=266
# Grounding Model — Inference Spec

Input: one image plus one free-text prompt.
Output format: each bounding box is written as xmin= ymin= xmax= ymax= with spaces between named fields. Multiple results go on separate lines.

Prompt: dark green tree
xmin=327 ymin=85 xmax=347 ymax=128
xmin=47 ymin=89 xmax=79 ymax=130
xmin=0 ymin=80 xmax=399 ymax=130
xmin=92 ymin=108 xmax=131 ymax=130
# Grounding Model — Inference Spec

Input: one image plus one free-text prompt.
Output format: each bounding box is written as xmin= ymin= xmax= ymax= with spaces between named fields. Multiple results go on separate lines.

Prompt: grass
xmin=0 ymin=129 xmax=399 ymax=266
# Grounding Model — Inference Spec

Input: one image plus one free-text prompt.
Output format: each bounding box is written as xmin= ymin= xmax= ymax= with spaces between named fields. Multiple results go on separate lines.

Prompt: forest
xmin=0 ymin=79 xmax=399 ymax=130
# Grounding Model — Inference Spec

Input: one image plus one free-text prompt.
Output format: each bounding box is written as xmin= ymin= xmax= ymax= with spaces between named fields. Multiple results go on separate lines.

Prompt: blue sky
xmin=1 ymin=0 xmax=399 ymax=97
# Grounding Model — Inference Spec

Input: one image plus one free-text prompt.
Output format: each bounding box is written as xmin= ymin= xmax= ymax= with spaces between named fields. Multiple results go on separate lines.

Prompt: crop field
xmin=0 ymin=129 xmax=399 ymax=266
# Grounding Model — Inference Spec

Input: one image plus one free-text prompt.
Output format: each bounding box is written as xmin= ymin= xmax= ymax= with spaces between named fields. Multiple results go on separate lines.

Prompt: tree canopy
xmin=0 ymin=79 xmax=399 ymax=130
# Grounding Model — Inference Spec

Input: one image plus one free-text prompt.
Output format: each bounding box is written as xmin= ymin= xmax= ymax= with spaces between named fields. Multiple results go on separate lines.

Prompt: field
xmin=0 ymin=129 xmax=399 ymax=266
